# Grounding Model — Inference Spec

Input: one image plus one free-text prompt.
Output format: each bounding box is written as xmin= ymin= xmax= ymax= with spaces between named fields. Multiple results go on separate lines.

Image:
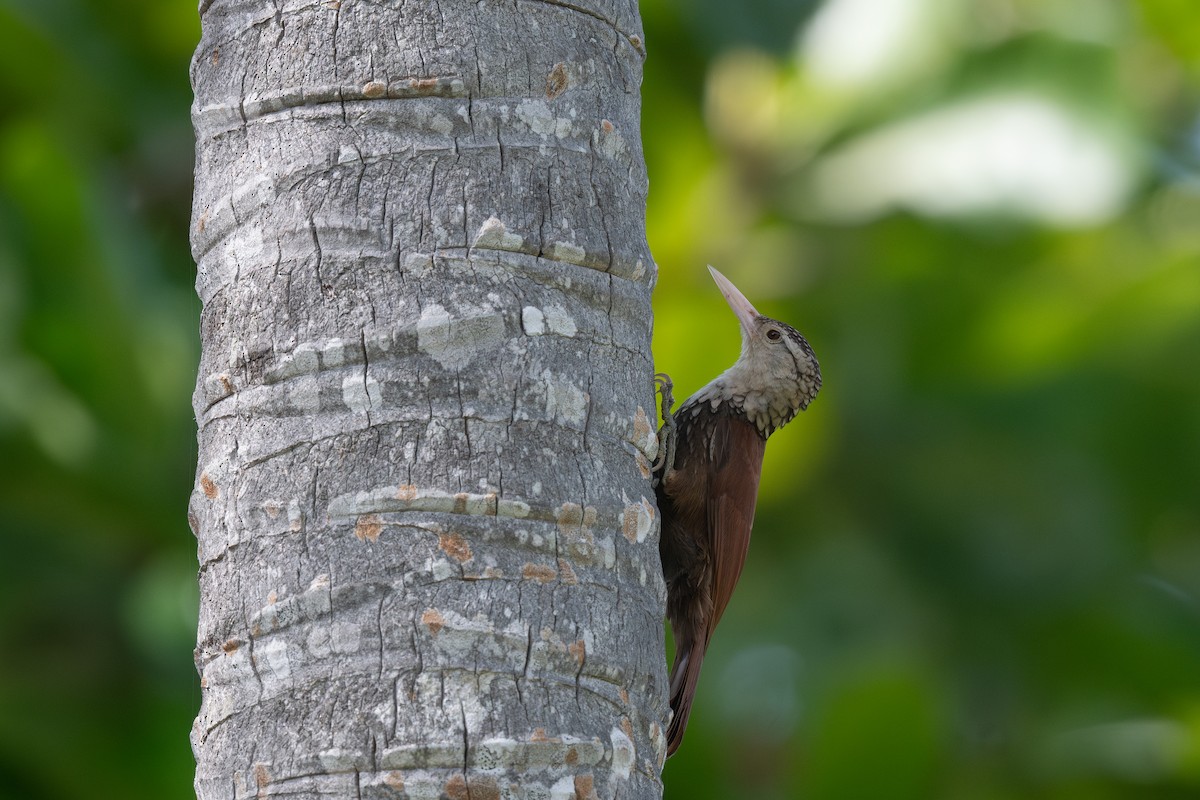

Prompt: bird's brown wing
xmin=704 ymin=415 xmax=766 ymax=636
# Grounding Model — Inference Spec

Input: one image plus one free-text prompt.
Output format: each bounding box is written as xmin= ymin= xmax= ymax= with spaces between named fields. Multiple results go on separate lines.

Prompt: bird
xmin=654 ymin=265 xmax=821 ymax=758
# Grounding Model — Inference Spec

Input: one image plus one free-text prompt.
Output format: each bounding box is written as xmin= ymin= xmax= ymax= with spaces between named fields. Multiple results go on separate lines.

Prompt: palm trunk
xmin=188 ymin=0 xmax=666 ymax=797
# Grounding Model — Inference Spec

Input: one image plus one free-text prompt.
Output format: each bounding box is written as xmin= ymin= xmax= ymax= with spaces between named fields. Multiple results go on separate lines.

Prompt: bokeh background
xmin=2 ymin=0 xmax=1199 ymax=798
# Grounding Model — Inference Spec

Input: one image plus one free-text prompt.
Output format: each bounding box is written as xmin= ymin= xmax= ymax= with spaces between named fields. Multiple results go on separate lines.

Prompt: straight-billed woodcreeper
xmin=655 ymin=266 xmax=822 ymax=757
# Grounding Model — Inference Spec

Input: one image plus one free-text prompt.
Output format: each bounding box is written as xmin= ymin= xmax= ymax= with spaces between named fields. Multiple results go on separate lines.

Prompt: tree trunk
xmin=188 ymin=1 xmax=666 ymax=798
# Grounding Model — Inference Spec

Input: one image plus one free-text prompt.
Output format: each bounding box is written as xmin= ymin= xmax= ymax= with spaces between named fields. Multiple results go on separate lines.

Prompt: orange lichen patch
xmin=263 ymin=501 xmax=282 ymax=519
xmin=621 ymin=505 xmax=638 ymax=543
xmin=452 ymin=493 xmax=469 ymax=514
xmin=219 ymin=374 xmax=234 ymax=394
xmin=267 ymin=590 xmax=278 ymax=605
xmin=600 ymin=119 xmax=615 ymax=135
xmin=187 ymin=511 xmax=200 ymax=535
xmin=200 ymin=473 xmax=218 ymax=499
xmin=195 ymin=212 xmax=208 ymax=234
xmin=222 ymin=639 xmax=240 ymax=654
xmin=619 ymin=687 xmax=630 ymax=705
xmin=530 ymin=728 xmax=550 ymax=742
xmin=574 ymin=774 xmax=598 ymax=800
xmin=363 ymin=80 xmax=386 ymax=98
xmin=633 ymin=405 xmax=653 ymax=445
xmin=582 ymin=506 xmax=597 ymax=530
xmin=522 ymin=563 xmax=557 ymax=584
xmin=383 ymin=771 xmax=405 ymax=790
xmin=421 ymin=608 xmax=445 ymax=635
xmin=568 ymin=639 xmax=586 ymax=665
xmin=556 ymin=502 xmax=583 ymax=533
xmin=438 ymin=532 xmax=472 ymax=563
xmin=253 ymin=763 xmax=270 ymax=789
xmin=635 ymin=452 xmax=651 ymax=479
xmin=622 ymin=499 xmax=655 ymax=544
xmin=211 ymin=48 xmax=219 ymax=66
xmin=546 ymin=62 xmax=569 ymax=99
xmin=620 ymin=716 xmax=634 ymax=740
xmin=565 ymin=745 xmax=579 ymax=765
xmin=417 ymin=77 xmax=438 ymax=91
xmin=355 ymin=513 xmax=383 ymax=542
xmin=200 ymin=675 xmax=209 ymax=688
xmin=396 ymin=484 xmax=418 ymax=501
xmin=471 ymin=776 xmax=500 ymax=800
xmin=443 ymin=774 xmax=497 ymax=800
xmin=444 ymin=774 xmax=468 ymax=800
xmin=557 ymin=558 xmax=578 ymax=585
xmin=629 ymin=34 xmax=643 ymax=50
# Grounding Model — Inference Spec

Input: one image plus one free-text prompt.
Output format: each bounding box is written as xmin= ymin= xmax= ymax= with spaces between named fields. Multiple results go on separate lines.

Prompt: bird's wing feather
xmin=704 ymin=415 xmax=765 ymax=635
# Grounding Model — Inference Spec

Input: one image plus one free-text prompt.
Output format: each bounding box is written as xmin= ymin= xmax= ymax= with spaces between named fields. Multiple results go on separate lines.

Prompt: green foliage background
xmin=1 ymin=1 xmax=1198 ymax=798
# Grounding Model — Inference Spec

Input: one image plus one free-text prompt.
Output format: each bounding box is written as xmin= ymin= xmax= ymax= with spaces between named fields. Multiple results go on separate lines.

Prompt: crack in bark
xmin=518 ymin=0 xmax=631 ymax=41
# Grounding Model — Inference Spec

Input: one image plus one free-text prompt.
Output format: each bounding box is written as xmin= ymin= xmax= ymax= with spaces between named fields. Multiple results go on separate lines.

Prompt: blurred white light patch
xmin=801 ymin=0 xmax=936 ymax=88
xmin=810 ymin=94 xmax=1135 ymax=226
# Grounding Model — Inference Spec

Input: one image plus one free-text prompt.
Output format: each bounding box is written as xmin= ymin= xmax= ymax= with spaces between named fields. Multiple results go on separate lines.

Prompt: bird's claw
xmin=652 ymin=373 xmax=677 ymax=483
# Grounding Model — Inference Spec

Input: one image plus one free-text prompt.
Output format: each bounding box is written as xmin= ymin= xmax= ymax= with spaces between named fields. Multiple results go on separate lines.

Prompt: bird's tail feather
xmin=666 ymin=639 xmax=706 ymax=758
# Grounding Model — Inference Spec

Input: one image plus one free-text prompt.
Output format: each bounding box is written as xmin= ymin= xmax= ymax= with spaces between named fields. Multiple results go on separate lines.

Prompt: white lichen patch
xmin=287 ymin=499 xmax=304 ymax=532
xmin=542 ymin=305 xmax=577 ymax=337
xmin=598 ymin=535 xmax=616 ymax=569
xmin=267 ymin=341 xmax=320 ymax=382
xmin=258 ymin=637 xmax=291 ymax=682
xmin=318 ymin=748 xmax=367 ymax=772
xmin=498 ymin=498 xmax=531 ymax=518
xmin=305 ymin=625 xmax=331 ymax=658
xmin=430 ymin=558 xmax=455 ymax=582
xmin=550 ymin=775 xmax=577 ymax=800
xmin=417 ymin=303 xmax=506 ymax=370
xmin=328 ymin=484 xmax=531 ymax=521
xmin=203 ymin=372 xmax=235 ymax=404
xmin=222 ymin=223 xmax=264 ymax=267
xmin=649 ymin=721 xmax=667 ymax=767
xmin=628 ymin=496 xmax=655 ymax=543
xmin=522 ymin=306 xmax=546 ymax=336
xmin=429 ymin=112 xmax=453 ymax=136
xmin=322 ymin=337 xmax=348 ymax=367
xmin=380 ymin=742 xmax=464 ymax=770
xmin=596 ymin=120 xmax=628 ymax=159
xmin=630 ymin=406 xmax=658 ymax=461
xmin=610 ymin=725 xmax=635 ymax=779
xmin=546 ymin=240 xmax=587 ymax=266
xmin=543 ymin=370 xmax=588 ymax=426
xmin=515 ymin=98 xmax=574 ymax=138
xmin=474 ymin=215 xmax=525 ymax=252
xmin=342 ymin=374 xmax=381 ymax=413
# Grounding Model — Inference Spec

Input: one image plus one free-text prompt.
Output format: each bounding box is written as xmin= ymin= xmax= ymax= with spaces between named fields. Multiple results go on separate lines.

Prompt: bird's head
xmin=705 ymin=265 xmax=821 ymax=436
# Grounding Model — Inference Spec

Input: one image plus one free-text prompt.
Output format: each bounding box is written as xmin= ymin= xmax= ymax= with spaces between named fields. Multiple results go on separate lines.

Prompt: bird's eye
xmin=766 ymin=328 xmax=782 ymax=342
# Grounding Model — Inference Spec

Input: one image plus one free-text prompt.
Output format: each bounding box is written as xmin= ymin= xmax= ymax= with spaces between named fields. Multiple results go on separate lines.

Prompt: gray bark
xmin=187 ymin=1 xmax=666 ymax=798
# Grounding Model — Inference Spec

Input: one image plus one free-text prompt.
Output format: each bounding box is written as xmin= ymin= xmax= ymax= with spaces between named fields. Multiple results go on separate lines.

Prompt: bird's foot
xmin=652 ymin=372 xmax=677 ymax=482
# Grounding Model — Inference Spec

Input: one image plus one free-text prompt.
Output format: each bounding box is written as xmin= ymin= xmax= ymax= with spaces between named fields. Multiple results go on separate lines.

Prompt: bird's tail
xmin=665 ymin=635 xmax=706 ymax=758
